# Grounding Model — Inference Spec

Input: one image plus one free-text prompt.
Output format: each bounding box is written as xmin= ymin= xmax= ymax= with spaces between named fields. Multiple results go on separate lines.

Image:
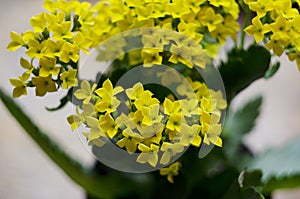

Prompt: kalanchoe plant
xmin=2 ymin=0 xmax=300 ymax=198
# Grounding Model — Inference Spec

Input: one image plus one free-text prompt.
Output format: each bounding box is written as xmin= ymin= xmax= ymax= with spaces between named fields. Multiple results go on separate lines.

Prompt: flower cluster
xmin=68 ymin=78 xmax=227 ymax=172
xmin=6 ymin=0 xmax=231 ymax=183
xmin=93 ymin=0 xmax=240 ymax=65
xmin=7 ymin=0 xmax=96 ymax=97
xmin=8 ymin=0 xmax=241 ymax=98
xmin=244 ymin=0 xmax=300 ymax=69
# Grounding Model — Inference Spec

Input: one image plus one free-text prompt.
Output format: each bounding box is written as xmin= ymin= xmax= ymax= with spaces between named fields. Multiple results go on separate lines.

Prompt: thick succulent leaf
xmin=222 ymin=170 xmax=264 ymax=199
xmin=249 ymin=137 xmax=300 ymax=194
xmin=264 ymin=62 xmax=280 ymax=79
xmin=219 ymin=45 xmax=271 ymax=102
xmin=0 ymin=87 xmax=152 ymax=199
xmin=262 ymin=174 xmax=300 ymax=195
xmin=223 ymin=97 xmax=263 ymax=167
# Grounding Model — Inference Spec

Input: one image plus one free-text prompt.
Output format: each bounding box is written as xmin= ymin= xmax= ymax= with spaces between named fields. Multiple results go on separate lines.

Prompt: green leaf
xmin=223 ymin=97 xmax=263 ymax=167
xmin=238 ymin=170 xmax=263 ymax=188
xmin=241 ymin=187 xmax=265 ymax=199
xmin=0 ymin=87 xmax=153 ymax=199
xmin=222 ymin=170 xmax=264 ymax=199
xmin=249 ymin=137 xmax=300 ymax=194
xmin=262 ymin=174 xmax=300 ymax=195
xmin=264 ymin=62 xmax=280 ymax=79
xmin=219 ymin=45 xmax=271 ymax=102
xmin=224 ymin=96 xmax=263 ymax=137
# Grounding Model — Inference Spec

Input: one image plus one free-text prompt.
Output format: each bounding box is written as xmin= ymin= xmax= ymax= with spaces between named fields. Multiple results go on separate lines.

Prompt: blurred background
xmin=1 ymin=0 xmax=300 ymax=198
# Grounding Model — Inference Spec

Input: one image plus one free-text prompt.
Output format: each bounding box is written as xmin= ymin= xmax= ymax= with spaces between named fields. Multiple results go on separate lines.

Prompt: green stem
xmin=0 ymin=87 xmax=153 ymax=199
xmin=240 ymin=10 xmax=251 ymax=49
xmin=239 ymin=0 xmax=252 ymax=49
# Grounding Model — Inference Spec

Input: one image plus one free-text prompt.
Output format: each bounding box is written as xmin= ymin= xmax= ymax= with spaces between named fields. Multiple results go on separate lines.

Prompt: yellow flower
xmin=157 ymin=68 xmax=182 ymax=87
xmin=209 ymin=0 xmax=231 ymax=8
xmin=109 ymin=0 xmax=130 ymax=23
xmin=99 ymin=112 xmax=119 ymax=138
xmin=273 ymin=0 xmax=298 ymax=18
xmin=198 ymin=7 xmax=224 ymax=32
xmin=150 ymin=2 xmax=169 ymax=18
xmin=60 ymin=69 xmax=78 ymax=89
xmin=224 ymin=16 xmax=240 ymax=38
xmin=223 ymin=0 xmax=240 ymax=19
xmin=85 ymin=116 xmax=106 ymax=147
xmin=177 ymin=21 xmax=201 ymax=42
xmin=244 ymin=16 xmax=271 ymax=43
xmin=39 ymin=56 xmax=60 ymax=77
xmin=125 ymin=82 xmax=144 ymax=101
xmin=200 ymin=111 xmax=221 ymax=130
xmin=186 ymin=0 xmax=205 ymax=13
xmin=175 ymin=124 xmax=202 ymax=147
xmin=166 ymin=0 xmax=190 ymax=19
xmin=200 ymin=97 xmax=217 ymax=113
xmin=270 ymin=14 xmax=291 ymax=33
xmin=209 ymin=90 xmax=227 ymax=110
xmin=19 ymin=57 xmax=33 ymax=72
xmin=169 ymin=44 xmax=193 ymax=68
xmin=159 ymin=162 xmax=180 ymax=183
xmin=129 ymin=110 xmax=144 ymax=127
xmin=67 ymin=103 xmax=96 ymax=131
xmin=142 ymin=34 xmax=164 ymax=49
xmin=32 ymin=75 xmax=57 ymax=97
xmin=141 ymin=104 xmax=163 ymax=126
xmin=125 ymin=0 xmax=145 ymax=7
xmin=43 ymin=0 xmax=78 ymax=14
xmin=52 ymin=21 xmax=73 ymax=40
xmin=166 ymin=113 xmax=184 ymax=131
xmin=60 ymin=42 xmax=80 ymax=63
xmin=203 ymin=124 xmax=223 ymax=147
xmin=248 ymin=0 xmax=274 ymax=18
xmin=116 ymin=128 xmax=143 ymax=154
xmin=30 ymin=13 xmax=47 ymax=33
xmin=163 ymin=98 xmax=181 ymax=115
xmin=179 ymin=99 xmax=200 ymax=117
xmin=204 ymin=43 xmax=221 ymax=58
xmin=290 ymin=16 xmax=300 ymax=36
xmin=134 ymin=90 xmax=160 ymax=110
xmin=74 ymin=80 xmax=97 ymax=104
xmin=136 ymin=143 xmax=159 ymax=167
xmin=135 ymin=4 xmax=155 ymax=21
xmin=160 ymin=142 xmax=184 ymax=165
xmin=115 ymin=113 xmax=136 ymax=130
xmin=95 ymin=79 xmax=123 ymax=113
xmin=211 ymin=24 xmax=232 ymax=44
xmin=26 ymin=39 xmax=47 ymax=59
xmin=46 ymin=12 xmax=65 ymax=32
xmin=96 ymin=79 xmax=124 ymax=99
xmin=9 ymin=72 xmax=29 ymax=98
xmin=44 ymin=39 xmax=64 ymax=58
xmin=67 ymin=106 xmax=85 ymax=131
xmin=141 ymin=48 xmax=163 ymax=67
xmin=75 ymin=2 xmax=95 ymax=27
xmin=137 ymin=123 xmax=164 ymax=143
xmin=189 ymin=46 xmax=207 ymax=68
xmin=288 ymin=51 xmax=300 ymax=70
xmin=265 ymin=33 xmax=289 ymax=56
xmin=72 ymin=32 xmax=92 ymax=54
xmin=7 ymin=32 xmax=24 ymax=51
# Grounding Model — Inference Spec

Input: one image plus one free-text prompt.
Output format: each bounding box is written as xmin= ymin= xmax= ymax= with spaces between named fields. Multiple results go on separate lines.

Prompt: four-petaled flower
xmin=32 ymin=75 xmax=57 ymax=96
xmin=60 ymin=69 xmax=78 ymax=89
xmin=159 ymin=162 xmax=181 ymax=183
